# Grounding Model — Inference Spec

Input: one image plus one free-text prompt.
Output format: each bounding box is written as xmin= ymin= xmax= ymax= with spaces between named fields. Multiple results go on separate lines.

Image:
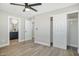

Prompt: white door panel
xmin=25 ymin=20 xmax=32 ymax=41
xmin=53 ymin=13 xmax=67 ymax=49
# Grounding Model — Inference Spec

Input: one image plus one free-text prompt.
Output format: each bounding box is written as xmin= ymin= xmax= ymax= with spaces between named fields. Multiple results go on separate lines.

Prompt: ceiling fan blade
xmin=10 ymin=3 xmax=25 ymax=6
xmin=23 ymin=8 xmax=25 ymax=12
xmin=29 ymin=7 xmax=37 ymax=12
xmin=29 ymin=3 xmax=42 ymax=6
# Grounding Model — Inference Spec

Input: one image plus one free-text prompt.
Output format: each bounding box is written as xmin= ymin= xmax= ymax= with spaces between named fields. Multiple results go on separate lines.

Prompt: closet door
xmin=67 ymin=20 xmax=78 ymax=47
xmin=25 ymin=20 xmax=32 ymax=41
xmin=53 ymin=13 xmax=67 ymax=49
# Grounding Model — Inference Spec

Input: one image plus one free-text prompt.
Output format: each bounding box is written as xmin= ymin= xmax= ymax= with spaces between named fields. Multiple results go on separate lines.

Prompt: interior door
xmin=25 ymin=20 xmax=32 ymax=41
xmin=53 ymin=13 xmax=67 ymax=49
xmin=67 ymin=20 xmax=78 ymax=47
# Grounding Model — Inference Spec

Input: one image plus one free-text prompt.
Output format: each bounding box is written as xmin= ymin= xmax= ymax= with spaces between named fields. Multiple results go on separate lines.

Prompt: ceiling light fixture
xmin=25 ymin=8 xmax=30 ymax=11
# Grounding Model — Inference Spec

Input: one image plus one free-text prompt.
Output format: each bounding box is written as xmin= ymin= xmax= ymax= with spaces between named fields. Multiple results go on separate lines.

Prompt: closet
xmin=67 ymin=12 xmax=78 ymax=50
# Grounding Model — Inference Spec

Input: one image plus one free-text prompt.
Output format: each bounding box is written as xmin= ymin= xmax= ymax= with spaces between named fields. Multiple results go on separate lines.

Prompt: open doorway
xmin=67 ymin=12 xmax=78 ymax=52
xmin=50 ymin=17 xmax=53 ymax=47
xmin=24 ymin=19 xmax=33 ymax=42
xmin=8 ymin=16 xmax=19 ymax=45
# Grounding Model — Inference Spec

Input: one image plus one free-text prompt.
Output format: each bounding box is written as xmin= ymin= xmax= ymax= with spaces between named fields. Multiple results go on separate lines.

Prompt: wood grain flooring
xmin=0 ymin=40 xmax=79 ymax=56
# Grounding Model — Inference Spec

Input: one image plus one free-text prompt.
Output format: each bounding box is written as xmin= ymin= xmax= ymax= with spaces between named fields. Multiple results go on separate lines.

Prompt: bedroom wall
xmin=0 ymin=11 xmax=9 ymax=47
xmin=34 ymin=13 xmax=50 ymax=46
xmin=34 ymin=4 xmax=79 ymax=48
xmin=0 ymin=10 xmax=25 ymax=47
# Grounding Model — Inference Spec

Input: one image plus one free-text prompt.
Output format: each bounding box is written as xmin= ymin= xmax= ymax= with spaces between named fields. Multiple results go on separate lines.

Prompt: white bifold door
xmin=53 ymin=13 xmax=67 ymax=49
xmin=25 ymin=20 xmax=32 ymax=41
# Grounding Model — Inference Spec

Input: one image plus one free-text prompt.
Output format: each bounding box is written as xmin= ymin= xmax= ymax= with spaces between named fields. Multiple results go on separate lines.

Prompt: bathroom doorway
xmin=8 ymin=16 xmax=19 ymax=45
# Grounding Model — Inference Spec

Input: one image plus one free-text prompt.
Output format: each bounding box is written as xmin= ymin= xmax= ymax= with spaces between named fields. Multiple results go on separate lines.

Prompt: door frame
xmin=8 ymin=16 xmax=20 ymax=45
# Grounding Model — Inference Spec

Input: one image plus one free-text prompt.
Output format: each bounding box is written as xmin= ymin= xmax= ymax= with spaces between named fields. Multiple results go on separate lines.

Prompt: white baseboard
xmin=67 ymin=44 xmax=78 ymax=48
xmin=19 ymin=39 xmax=32 ymax=42
xmin=19 ymin=39 xmax=25 ymax=42
xmin=35 ymin=41 xmax=50 ymax=46
xmin=0 ymin=43 xmax=9 ymax=48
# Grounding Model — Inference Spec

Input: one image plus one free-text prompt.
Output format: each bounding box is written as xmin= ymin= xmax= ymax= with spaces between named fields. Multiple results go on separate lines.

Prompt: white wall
xmin=0 ymin=11 xmax=25 ymax=47
xmin=34 ymin=14 xmax=50 ymax=46
xmin=0 ymin=11 xmax=9 ymax=47
xmin=34 ymin=13 xmax=67 ymax=49
xmin=34 ymin=4 xmax=79 ymax=49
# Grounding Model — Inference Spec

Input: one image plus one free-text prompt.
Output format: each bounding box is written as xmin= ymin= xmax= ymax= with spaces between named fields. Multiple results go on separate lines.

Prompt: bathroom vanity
xmin=10 ymin=32 xmax=18 ymax=39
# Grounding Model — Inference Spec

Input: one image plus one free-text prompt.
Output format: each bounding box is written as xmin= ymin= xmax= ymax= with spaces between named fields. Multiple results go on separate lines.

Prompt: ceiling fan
xmin=10 ymin=3 xmax=42 ymax=12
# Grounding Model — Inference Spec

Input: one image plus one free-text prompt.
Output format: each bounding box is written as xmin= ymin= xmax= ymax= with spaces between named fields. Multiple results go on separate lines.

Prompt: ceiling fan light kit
xmin=25 ymin=8 xmax=30 ymax=11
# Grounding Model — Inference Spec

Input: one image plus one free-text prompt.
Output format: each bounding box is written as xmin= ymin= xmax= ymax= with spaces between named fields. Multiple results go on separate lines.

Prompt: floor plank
xmin=0 ymin=39 xmax=79 ymax=56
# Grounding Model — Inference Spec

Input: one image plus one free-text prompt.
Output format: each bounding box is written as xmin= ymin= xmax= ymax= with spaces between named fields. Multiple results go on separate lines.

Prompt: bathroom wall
xmin=9 ymin=17 xmax=18 ymax=32
xmin=0 ymin=10 xmax=25 ymax=47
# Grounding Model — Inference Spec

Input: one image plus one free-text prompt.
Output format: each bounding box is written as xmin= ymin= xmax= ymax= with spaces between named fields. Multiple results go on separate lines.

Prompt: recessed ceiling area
xmin=0 ymin=3 xmax=77 ymax=17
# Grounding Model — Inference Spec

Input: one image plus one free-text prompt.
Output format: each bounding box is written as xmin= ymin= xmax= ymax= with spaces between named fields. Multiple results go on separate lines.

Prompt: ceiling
xmin=0 ymin=3 xmax=77 ymax=18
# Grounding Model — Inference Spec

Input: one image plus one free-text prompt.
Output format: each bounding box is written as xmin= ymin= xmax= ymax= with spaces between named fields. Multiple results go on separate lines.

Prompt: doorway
xmin=50 ymin=17 xmax=53 ymax=47
xmin=67 ymin=12 xmax=78 ymax=51
xmin=8 ymin=16 xmax=19 ymax=45
xmin=25 ymin=19 xmax=32 ymax=41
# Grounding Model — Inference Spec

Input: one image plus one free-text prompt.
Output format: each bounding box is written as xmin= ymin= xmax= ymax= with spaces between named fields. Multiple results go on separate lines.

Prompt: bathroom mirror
xmin=11 ymin=19 xmax=18 ymax=25
xmin=11 ymin=18 xmax=18 ymax=32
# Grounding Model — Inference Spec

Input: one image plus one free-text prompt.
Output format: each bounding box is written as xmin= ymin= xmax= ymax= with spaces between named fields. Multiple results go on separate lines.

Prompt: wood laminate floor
xmin=0 ymin=40 xmax=79 ymax=56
